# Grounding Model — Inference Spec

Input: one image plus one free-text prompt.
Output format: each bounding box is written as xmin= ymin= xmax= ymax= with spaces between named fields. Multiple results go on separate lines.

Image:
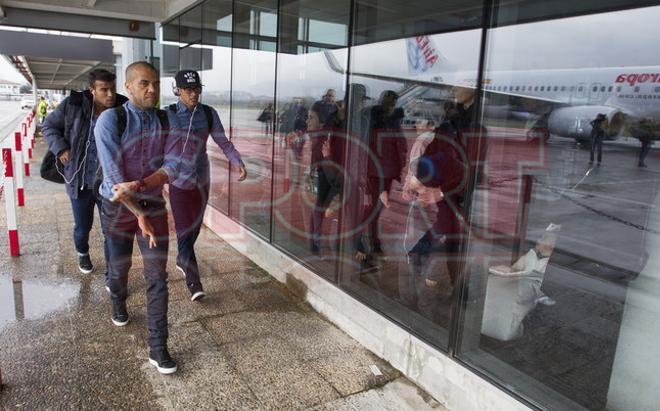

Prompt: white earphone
xmin=182 ymin=104 xmax=197 ymax=155
xmin=56 ymin=95 xmax=95 ymax=189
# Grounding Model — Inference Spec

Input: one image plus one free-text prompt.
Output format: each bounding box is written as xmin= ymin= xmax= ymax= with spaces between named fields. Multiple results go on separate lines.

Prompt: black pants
xmin=590 ymin=136 xmax=603 ymax=163
xmin=101 ymin=198 xmax=169 ymax=350
xmin=639 ymin=140 xmax=652 ymax=166
xmin=310 ymin=168 xmax=337 ymax=248
xmin=169 ymin=184 xmax=209 ymax=291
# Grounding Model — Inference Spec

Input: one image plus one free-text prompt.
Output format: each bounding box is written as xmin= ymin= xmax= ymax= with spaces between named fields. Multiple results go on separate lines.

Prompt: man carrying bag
xmin=42 ymin=69 xmax=128 ymax=279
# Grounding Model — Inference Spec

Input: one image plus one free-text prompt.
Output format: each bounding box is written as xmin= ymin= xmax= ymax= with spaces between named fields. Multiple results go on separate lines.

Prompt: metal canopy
xmin=25 ymin=56 xmax=114 ymax=90
xmin=0 ymin=30 xmax=114 ymax=89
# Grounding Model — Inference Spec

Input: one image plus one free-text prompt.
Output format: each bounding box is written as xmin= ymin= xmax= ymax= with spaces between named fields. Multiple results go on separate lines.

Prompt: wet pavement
xmin=0 ymin=137 xmax=444 ymax=410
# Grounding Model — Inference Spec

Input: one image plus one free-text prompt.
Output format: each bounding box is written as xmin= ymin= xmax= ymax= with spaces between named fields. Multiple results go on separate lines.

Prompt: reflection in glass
xmin=271 ymin=0 xmax=350 ymax=280
xmin=202 ymin=0 xmax=234 ymax=214
xmin=458 ymin=5 xmax=660 ymax=410
xmin=229 ymin=0 xmax=278 ymax=238
xmin=339 ymin=0 xmax=484 ymax=351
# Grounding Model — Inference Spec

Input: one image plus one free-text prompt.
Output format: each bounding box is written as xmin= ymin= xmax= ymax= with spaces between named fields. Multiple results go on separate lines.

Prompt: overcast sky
xmin=0 ymin=58 xmax=26 ymax=83
xmin=3 ymin=4 xmax=659 ymax=93
xmin=211 ymin=4 xmax=660 ymax=99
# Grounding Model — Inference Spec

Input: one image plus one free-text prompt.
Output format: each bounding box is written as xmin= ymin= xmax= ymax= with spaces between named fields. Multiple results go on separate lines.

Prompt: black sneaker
xmin=190 ymin=284 xmax=206 ymax=302
xmin=149 ymin=348 xmax=178 ymax=374
xmin=78 ymin=254 xmax=94 ymax=274
xmin=111 ymin=302 xmax=129 ymax=326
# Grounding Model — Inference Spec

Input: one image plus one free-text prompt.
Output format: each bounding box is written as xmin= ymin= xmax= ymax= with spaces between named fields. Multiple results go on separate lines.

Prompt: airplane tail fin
xmin=406 ymin=35 xmax=444 ymax=75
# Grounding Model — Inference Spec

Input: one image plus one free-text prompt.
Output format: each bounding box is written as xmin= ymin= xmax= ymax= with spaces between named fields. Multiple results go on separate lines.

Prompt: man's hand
xmin=418 ymin=186 xmax=443 ymax=207
xmin=58 ymin=149 xmax=70 ymax=163
xmin=379 ymin=191 xmax=390 ymax=208
xmin=111 ymin=181 xmax=140 ymax=203
xmin=237 ymin=163 xmax=247 ymax=181
xmin=137 ymin=215 xmax=157 ymax=248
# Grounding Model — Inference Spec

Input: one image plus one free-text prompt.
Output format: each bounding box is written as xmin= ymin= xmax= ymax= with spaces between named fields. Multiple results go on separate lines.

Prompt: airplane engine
xmin=547 ymin=106 xmax=625 ymax=143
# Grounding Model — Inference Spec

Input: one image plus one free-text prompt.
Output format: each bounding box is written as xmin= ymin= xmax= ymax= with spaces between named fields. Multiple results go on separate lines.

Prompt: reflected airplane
xmin=325 ymin=35 xmax=660 ymax=143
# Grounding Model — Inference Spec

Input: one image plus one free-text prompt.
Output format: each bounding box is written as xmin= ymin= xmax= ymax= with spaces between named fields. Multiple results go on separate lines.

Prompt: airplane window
xmin=592 ymin=86 xmax=598 ymax=92
xmin=553 ymin=86 xmax=558 ymax=91
xmin=578 ymin=86 xmax=583 ymax=91
xmin=561 ymin=86 xmax=566 ymax=91
xmin=515 ymin=86 xmax=520 ymax=91
xmin=634 ymin=86 xmax=640 ymax=92
xmin=655 ymin=86 xmax=660 ymax=92
xmin=570 ymin=86 xmax=575 ymax=92
xmin=616 ymin=86 xmax=622 ymax=92
xmin=600 ymin=86 xmax=606 ymax=92
xmin=540 ymin=86 xmax=544 ymax=91
xmin=534 ymin=86 xmax=539 ymax=91
xmin=608 ymin=86 xmax=613 ymax=92
xmin=522 ymin=86 xmax=526 ymax=91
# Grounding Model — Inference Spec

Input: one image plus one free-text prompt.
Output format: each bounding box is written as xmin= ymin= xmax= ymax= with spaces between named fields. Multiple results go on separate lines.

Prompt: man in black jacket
xmin=42 ymin=69 xmax=128 ymax=278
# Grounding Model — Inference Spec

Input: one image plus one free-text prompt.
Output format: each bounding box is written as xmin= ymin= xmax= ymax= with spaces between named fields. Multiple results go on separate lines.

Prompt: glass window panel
xmin=159 ymin=20 xmax=179 ymax=105
xmin=458 ymin=4 xmax=660 ymax=410
xmin=259 ymin=11 xmax=277 ymax=37
xmin=180 ymin=5 xmax=202 ymax=44
xmin=494 ymin=0 xmax=656 ymax=27
xmin=202 ymin=0 xmax=234 ymax=214
xmin=203 ymin=0 xmax=232 ymax=47
xmin=341 ymin=0 xmax=484 ymax=351
xmin=272 ymin=0 xmax=350 ymax=282
xmin=352 ymin=0 xmax=483 ymax=45
xmin=163 ymin=17 xmax=179 ymax=42
xmin=308 ymin=19 xmax=348 ymax=46
xmin=230 ymin=0 xmax=278 ymax=238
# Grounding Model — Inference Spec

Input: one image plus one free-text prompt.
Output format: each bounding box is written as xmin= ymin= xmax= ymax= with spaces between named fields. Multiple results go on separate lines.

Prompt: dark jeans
xmin=101 ymin=198 xmax=170 ymax=350
xmin=640 ymin=139 xmax=652 ymax=166
xmin=410 ymin=197 xmax=463 ymax=285
xmin=70 ymin=188 xmax=110 ymax=277
xmin=590 ymin=136 xmax=603 ymax=163
xmin=355 ymin=177 xmax=394 ymax=253
xmin=169 ymin=184 xmax=209 ymax=291
xmin=310 ymin=169 xmax=336 ymax=249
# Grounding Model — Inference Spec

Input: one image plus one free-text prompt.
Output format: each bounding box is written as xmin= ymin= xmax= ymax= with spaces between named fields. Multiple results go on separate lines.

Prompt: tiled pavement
xmin=0 ymin=137 xmax=445 ymax=410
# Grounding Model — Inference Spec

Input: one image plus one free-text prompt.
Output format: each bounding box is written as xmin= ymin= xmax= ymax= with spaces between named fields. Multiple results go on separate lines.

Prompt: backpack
xmin=93 ymin=106 xmax=170 ymax=196
xmin=168 ymin=103 xmax=214 ymax=131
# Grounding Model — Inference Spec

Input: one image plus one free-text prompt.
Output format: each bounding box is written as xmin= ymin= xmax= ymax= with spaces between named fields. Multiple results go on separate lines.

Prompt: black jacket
xmin=42 ymin=90 xmax=128 ymax=198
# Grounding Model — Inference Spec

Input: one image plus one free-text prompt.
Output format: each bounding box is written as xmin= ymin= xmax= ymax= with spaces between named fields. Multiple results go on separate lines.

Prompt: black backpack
xmin=93 ymin=106 xmax=170 ymax=196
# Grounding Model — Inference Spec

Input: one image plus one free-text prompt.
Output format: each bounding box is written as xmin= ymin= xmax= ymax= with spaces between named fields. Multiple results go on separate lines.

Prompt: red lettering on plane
xmin=415 ymin=36 xmax=439 ymax=68
xmin=616 ymin=73 xmax=660 ymax=86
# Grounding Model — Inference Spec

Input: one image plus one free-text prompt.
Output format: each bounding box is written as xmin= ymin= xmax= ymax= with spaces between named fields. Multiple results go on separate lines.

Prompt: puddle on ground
xmin=0 ymin=275 xmax=79 ymax=331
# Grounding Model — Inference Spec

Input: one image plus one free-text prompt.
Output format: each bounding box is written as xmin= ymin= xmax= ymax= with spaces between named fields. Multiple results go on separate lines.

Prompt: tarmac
xmin=0 ymin=137 xmax=445 ymax=410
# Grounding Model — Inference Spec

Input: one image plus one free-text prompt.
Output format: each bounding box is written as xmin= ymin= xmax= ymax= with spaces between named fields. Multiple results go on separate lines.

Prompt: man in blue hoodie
xmin=42 ymin=69 xmax=127 ymax=277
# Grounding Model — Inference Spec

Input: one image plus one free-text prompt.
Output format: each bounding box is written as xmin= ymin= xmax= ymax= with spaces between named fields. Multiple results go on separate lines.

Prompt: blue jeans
xmin=70 ymin=188 xmax=110 ymax=276
xmin=169 ymin=184 xmax=209 ymax=292
xmin=100 ymin=198 xmax=170 ymax=350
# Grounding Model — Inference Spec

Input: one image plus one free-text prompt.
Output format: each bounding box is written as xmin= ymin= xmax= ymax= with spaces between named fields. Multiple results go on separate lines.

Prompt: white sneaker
xmin=536 ymin=295 xmax=556 ymax=306
xmin=191 ymin=291 xmax=206 ymax=302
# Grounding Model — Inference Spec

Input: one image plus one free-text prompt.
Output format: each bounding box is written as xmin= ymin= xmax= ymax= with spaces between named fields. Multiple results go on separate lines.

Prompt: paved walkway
xmin=0 ymin=137 xmax=445 ymax=410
